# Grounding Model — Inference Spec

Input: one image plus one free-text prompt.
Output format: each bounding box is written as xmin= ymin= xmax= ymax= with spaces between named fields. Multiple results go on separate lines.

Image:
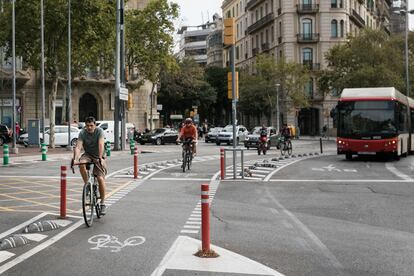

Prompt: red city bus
xmin=336 ymin=87 xmax=410 ymax=160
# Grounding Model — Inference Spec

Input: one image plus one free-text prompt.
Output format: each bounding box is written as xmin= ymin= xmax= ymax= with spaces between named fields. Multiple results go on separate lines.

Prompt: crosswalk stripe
xmin=0 ymin=251 xmax=15 ymax=263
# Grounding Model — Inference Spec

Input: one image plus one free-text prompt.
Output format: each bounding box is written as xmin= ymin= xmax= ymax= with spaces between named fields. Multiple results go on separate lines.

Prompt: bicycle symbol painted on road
xmin=88 ymin=234 xmax=146 ymax=253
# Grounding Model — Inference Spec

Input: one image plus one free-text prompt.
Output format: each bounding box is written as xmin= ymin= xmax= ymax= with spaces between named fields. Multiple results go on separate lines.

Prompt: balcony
xmin=350 ymin=9 xmax=365 ymax=28
xmin=252 ymin=48 xmax=259 ymax=56
xmin=246 ymin=0 xmax=265 ymax=11
xmin=296 ymin=4 xmax=319 ymax=14
xmin=278 ymin=36 xmax=282 ymax=44
xmin=277 ymin=8 xmax=281 ymax=15
xmin=261 ymin=42 xmax=270 ymax=52
xmin=303 ymin=62 xmax=320 ymax=71
xmin=296 ymin=33 xmax=320 ymax=43
xmin=247 ymin=12 xmax=274 ymax=34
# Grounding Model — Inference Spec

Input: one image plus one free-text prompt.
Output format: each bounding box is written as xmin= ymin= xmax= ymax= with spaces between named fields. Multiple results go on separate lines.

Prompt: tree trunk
xmin=149 ymin=82 xmax=155 ymax=130
xmin=49 ymin=76 xmax=58 ymax=148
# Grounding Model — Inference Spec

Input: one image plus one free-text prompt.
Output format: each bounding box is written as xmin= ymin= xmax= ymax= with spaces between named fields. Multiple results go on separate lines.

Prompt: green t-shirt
xmin=79 ymin=127 xmax=105 ymax=158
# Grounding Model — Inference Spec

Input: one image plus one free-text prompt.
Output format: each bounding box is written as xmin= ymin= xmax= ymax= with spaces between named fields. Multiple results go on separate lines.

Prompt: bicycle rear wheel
xmin=82 ymin=183 xmax=94 ymax=227
xmin=287 ymin=141 xmax=292 ymax=155
xmin=186 ymin=150 xmax=192 ymax=170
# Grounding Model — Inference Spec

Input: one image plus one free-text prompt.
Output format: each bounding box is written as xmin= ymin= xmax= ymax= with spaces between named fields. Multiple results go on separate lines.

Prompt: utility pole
xmin=11 ymin=0 xmax=17 ymax=154
xmin=41 ymin=0 xmax=45 ymax=142
xmin=114 ymin=0 xmax=121 ymax=150
xmin=120 ymin=0 xmax=126 ymax=150
xmin=67 ymin=0 xmax=72 ymax=150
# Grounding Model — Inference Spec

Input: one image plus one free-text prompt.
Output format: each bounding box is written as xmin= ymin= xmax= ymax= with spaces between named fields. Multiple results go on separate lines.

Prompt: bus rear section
xmin=336 ymin=87 xmax=409 ymax=160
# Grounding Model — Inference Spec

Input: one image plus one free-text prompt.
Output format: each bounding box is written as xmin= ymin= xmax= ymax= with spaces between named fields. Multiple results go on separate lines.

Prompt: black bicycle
xmin=181 ymin=138 xmax=193 ymax=172
xmin=279 ymin=136 xmax=293 ymax=156
xmin=72 ymin=161 xmax=101 ymax=227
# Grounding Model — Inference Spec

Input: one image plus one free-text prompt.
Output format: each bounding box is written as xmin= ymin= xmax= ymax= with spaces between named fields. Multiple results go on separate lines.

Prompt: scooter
xmin=257 ymin=136 xmax=268 ymax=155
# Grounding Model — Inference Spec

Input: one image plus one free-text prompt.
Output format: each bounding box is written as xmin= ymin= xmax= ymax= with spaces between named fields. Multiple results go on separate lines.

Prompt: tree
xmin=0 ymin=0 xmax=115 ymax=147
xmin=239 ymin=54 xmax=310 ymax=130
xmin=125 ymin=0 xmax=178 ymax=129
xmin=320 ymin=29 xmax=410 ymax=96
xmin=158 ymin=59 xmax=215 ymax=124
xmin=204 ymin=66 xmax=229 ymax=125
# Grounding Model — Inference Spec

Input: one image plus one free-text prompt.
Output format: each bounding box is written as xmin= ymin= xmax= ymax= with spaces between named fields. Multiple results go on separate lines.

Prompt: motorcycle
xmin=257 ymin=136 xmax=268 ymax=155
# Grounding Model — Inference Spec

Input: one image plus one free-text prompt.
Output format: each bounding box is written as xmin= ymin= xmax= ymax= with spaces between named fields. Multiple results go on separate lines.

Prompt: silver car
xmin=216 ymin=125 xmax=249 ymax=145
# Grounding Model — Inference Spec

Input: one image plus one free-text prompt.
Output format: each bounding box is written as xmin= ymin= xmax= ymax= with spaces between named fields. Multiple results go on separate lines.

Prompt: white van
xmin=96 ymin=120 xmax=135 ymax=143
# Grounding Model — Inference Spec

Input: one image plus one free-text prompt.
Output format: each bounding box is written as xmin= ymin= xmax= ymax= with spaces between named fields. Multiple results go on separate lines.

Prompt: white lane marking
xmin=0 ymin=251 xmax=15 ymax=263
xmin=150 ymin=178 xmax=212 ymax=181
xmin=265 ymin=188 xmax=343 ymax=270
xmin=180 ymin=230 xmax=198 ymax=234
xmin=183 ymin=225 xmax=200 ymax=229
xmin=0 ymin=176 xmax=82 ymax=179
xmin=49 ymin=220 xmax=72 ymax=227
xmin=88 ymin=234 xmax=146 ymax=253
xmin=186 ymin=221 xmax=201 ymax=225
xmin=264 ymin=158 xmax=305 ymax=181
xmin=187 ymin=217 xmax=201 ymax=221
xmin=19 ymin=233 xmax=48 ymax=242
xmin=267 ymin=179 xmax=413 ymax=182
xmin=0 ymin=213 xmax=48 ymax=240
xmin=0 ymin=219 xmax=84 ymax=274
xmin=385 ymin=163 xmax=413 ymax=180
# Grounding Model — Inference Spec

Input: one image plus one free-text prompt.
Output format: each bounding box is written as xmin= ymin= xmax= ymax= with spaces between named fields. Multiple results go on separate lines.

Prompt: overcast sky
xmin=171 ymin=0 xmax=414 ymax=30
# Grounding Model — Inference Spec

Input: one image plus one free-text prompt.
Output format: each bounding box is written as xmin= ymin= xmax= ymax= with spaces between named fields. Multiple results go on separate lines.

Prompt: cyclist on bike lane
xmin=280 ymin=123 xmax=291 ymax=141
xmin=259 ymin=124 xmax=268 ymax=145
xmin=176 ymin=118 xmax=198 ymax=156
xmin=72 ymin=116 xmax=108 ymax=215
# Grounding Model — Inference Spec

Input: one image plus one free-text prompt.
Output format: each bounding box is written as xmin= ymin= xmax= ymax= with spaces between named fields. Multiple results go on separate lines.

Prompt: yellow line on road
xmin=0 ymin=193 xmax=61 ymax=210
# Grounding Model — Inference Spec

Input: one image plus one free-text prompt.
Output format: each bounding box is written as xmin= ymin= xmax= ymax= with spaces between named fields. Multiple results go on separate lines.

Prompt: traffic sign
xmin=120 ymin=87 xmax=128 ymax=101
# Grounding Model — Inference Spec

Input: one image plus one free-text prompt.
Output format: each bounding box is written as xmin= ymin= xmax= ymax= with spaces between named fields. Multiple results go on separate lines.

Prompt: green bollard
xmin=106 ymin=141 xmax=111 ymax=157
xmin=3 ymin=144 xmax=9 ymax=165
xmin=130 ymin=139 xmax=135 ymax=155
xmin=41 ymin=143 xmax=47 ymax=161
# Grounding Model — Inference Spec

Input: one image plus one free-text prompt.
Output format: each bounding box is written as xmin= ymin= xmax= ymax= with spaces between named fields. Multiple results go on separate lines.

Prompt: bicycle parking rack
xmin=223 ymin=147 xmax=245 ymax=179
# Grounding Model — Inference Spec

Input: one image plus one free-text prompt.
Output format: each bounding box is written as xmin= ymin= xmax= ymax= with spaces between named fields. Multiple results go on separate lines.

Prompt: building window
xmin=303 ymin=0 xmax=312 ymax=5
xmin=302 ymin=48 xmax=313 ymax=65
xmin=302 ymin=19 xmax=312 ymax=38
xmin=331 ymin=19 xmax=338 ymax=38
xmin=271 ymin=26 xmax=275 ymax=42
xmin=236 ymin=46 xmax=239 ymax=60
xmin=260 ymin=7 xmax=263 ymax=18
xmin=331 ymin=0 xmax=337 ymax=8
xmin=305 ymin=78 xmax=314 ymax=98
xmin=271 ymin=0 xmax=274 ymax=11
xmin=340 ymin=20 xmax=344 ymax=37
xmin=232 ymin=7 xmax=235 ymax=17
xmin=265 ymin=29 xmax=269 ymax=43
xmin=240 ymin=21 xmax=243 ymax=36
xmin=236 ymin=4 xmax=238 ymax=17
xmin=339 ymin=0 xmax=343 ymax=8
xmin=265 ymin=3 xmax=268 ymax=14
xmin=227 ymin=10 xmax=231 ymax=18
xmin=279 ymin=21 xmax=282 ymax=37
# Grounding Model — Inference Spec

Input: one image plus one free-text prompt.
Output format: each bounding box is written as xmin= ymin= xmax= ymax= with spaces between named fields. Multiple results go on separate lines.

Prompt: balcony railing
xmin=252 ymin=48 xmax=259 ymax=56
xmin=303 ymin=62 xmax=320 ymax=71
xmin=247 ymin=12 xmax=274 ymax=34
xmin=246 ymin=0 xmax=265 ymax=11
xmin=296 ymin=33 xmax=320 ymax=43
xmin=261 ymin=42 xmax=270 ymax=52
xmin=296 ymin=4 xmax=319 ymax=14
xmin=350 ymin=9 xmax=365 ymax=27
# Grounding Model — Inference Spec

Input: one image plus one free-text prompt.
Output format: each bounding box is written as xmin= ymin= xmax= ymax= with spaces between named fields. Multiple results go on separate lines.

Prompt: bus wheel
xmin=394 ymin=152 xmax=400 ymax=161
xmin=345 ymin=153 xmax=352 ymax=160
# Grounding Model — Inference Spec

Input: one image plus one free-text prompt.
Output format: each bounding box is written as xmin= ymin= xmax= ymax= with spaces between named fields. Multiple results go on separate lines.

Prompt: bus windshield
xmin=338 ymin=101 xmax=396 ymax=138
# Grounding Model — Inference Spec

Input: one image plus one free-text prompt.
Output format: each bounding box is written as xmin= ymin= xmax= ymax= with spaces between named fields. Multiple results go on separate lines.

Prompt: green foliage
xmin=321 ymin=29 xmax=409 ymax=95
xmin=204 ymin=66 xmax=229 ymax=124
xmin=158 ymin=59 xmax=216 ymax=120
xmin=125 ymin=0 xmax=178 ymax=85
xmin=239 ymin=54 xmax=311 ymax=117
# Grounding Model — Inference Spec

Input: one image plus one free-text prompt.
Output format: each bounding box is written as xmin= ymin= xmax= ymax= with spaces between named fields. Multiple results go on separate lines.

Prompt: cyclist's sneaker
xmin=100 ymin=204 xmax=106 ymax=216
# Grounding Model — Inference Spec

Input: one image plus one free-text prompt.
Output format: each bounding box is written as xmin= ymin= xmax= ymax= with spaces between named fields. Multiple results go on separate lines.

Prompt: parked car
xmin=19 ymin=125 xmax=79 ymax=147
xmin=244 ymin=126 xmax=278 ymax=149
xmin=139 ymin=128 xmax=179 ymax=145
xmin=18 ymin=127 xmax=50 ymax=146
xmin=216 ymin=125 xmax=249 ymax=145
xmin=96 ymin=120 xmax=135 ymax=143
xmin=205 ymin=127 xmax=223 ymax=143
xmin=0 ymin=124 xmax=12 ymax=146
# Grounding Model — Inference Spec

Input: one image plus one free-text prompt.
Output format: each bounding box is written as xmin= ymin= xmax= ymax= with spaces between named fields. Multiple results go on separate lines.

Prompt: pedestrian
xmin=15 ymin=122 xmax=20 ymax=138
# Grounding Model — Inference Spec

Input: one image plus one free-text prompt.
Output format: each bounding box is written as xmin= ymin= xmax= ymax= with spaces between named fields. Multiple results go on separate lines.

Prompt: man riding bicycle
xmin=280 ymin=123 xmax=291 ymax=141
xmin=177 ymin=118 xmax=198 ymax=156
xmin=72 ymin=116 xmax=108 ymax=215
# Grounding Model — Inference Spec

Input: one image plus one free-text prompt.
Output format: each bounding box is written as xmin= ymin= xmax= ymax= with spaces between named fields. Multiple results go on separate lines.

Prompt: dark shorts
xmin=79 ymin=153 xmax=107 ymax=178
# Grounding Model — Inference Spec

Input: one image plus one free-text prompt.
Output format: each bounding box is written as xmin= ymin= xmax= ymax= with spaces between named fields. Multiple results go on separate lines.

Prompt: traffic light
xmin=223 ymin=18 xmax=235 ymax=46
xmin=127 ymin=93 xmax=133 ymax=109
xmin=227 ymin=71 xmax=239 ymax=100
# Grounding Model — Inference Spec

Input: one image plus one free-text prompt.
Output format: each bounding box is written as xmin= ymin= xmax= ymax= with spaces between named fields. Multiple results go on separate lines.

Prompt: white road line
xmin=20 ymin=233 xmax=48 ymax=242
xmin=0 ymin=176 xmax=82 ymax=179
xmin=385 ymin=163 xmax=413 ymax=180
xmin=187 ymin=217 xmax=201 ymax=221
xmin=268 ymin=179 xmax=412 ymax=182
xmin=0 ymin=219 xmax=84 ymax=274
xmin=180 ymin=230 xmax=198 ymax=234
xmin=183 ymin=225 xmax=200 ymax=229
xmin=149 ymin=178 xmax=212 ymax=181
xmin=0 ymin=251 xmax=15 ymax=264
xmin=0 ymin=213 xmax=48 ymax=240
xmin=186 ymin=221 xmax=201 ymax=225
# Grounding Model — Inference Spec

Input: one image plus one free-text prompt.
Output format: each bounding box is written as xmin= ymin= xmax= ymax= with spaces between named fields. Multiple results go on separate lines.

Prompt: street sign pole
xmin=120 ymin=0 xmax=126 ymax=150
xmin=67 ymin=0 xmax=72 ymax=151
xmin=231 ymin=45 xmax=237 ymax=179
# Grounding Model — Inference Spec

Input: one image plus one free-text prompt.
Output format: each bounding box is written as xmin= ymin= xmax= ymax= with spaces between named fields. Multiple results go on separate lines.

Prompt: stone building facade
xmin=221 ymin=0 xmax=392 ymax=135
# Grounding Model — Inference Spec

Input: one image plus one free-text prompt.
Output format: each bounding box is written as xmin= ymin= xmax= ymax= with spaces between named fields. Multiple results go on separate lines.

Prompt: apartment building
xmin=206 ymin=14 xmax=224 ymax=67
xmin=390 ymin=0 xmax=406 ymax=34
xmin=221 ymin=0 xmax=391 ymax=135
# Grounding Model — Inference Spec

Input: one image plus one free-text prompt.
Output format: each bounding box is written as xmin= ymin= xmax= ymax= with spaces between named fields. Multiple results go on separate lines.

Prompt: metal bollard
xmin=130 ymin=139 xmax=135 ymax=155
xmin=320 ymin=137 xmax=323 ymax=154
xmin=106 ymin=141 xmax=111 ymax=157
xmin=60 ymin=166 xmax=67 ymax=219
xmin=41 ymin=143 xmax=47 ymax=161
xmin=134 ymin=147 xmax=138 ymax=179
xmin=3 ymin=144 xmax=9 ymax=165
xmin=220 ymin=148 xmax=224 ymax=180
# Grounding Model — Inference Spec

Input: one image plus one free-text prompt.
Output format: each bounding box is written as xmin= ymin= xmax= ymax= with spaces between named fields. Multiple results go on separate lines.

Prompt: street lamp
xmin=275 ymin=83 xmax=280 ymax=131
xmin=11 ymin=0 xmax=17 ymax=154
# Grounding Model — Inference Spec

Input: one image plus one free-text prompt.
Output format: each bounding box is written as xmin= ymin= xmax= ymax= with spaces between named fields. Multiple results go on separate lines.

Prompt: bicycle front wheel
xmin=186 ymin=151 xmax=192 ymax=170
xmin=182 ymin=152 xmax=187 ymax=172
xmin=287 ymin=141 xmax=292 ymax=155
xmin=280 ymin=143 xmax=285 ymax=156
xmin=82 ymin=183 xmax=94 ymax=227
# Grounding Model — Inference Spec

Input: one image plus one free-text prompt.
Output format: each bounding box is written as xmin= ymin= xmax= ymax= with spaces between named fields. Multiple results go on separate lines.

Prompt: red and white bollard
xmin=201 ymin=183 xmax=210 ymax=252
xmin=220 ymin=148 xmax=224 ymax=180
xmin=134 ymin=147 xmax=138 ymax=179
xmin=60 ymin=166 xmax=67 ymax=219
